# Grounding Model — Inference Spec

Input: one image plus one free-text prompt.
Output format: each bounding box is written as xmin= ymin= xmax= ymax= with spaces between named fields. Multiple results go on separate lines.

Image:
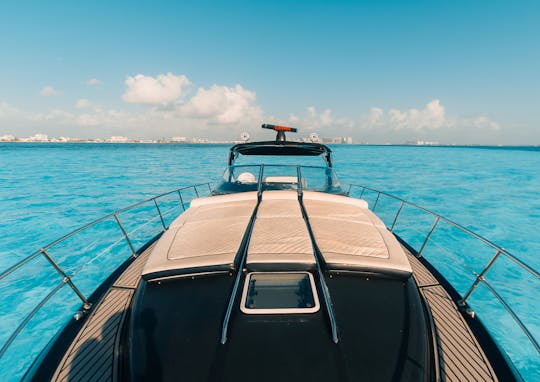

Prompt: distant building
xmin=108 ymin=136 xmax=129 ymax=143
xmin=0 ymin=134 xmax=15 ymax=141
xmin=322 ymin=137 xmax=343 ymax=144
xmin=405 ymin=140 xmax=440 ymax=146
xmin=50 ymin=136 xmax=69 ymax=142
xmin=27 ymin=134 xmax=49 ymax=142
xmin=171 ymin=136 xmax=187 ymax=143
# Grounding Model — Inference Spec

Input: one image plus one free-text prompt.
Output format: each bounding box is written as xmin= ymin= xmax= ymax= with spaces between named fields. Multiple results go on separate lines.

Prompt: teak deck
xmin=50 ymin=243 xmax=498 ymax=381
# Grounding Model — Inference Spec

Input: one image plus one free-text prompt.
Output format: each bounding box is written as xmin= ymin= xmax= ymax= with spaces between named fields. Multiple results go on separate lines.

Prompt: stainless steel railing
xmin=0 ymin=182 xmax=211 ymax=366
xmin=1 ymin=179 xmax=538 ymax=379
xmin=347 ymin=184 xmax=540 ymax=376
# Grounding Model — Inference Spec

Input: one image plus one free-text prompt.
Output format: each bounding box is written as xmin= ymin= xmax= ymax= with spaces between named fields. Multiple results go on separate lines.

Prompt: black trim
xmin=229 ymin=141 xmax=333 ymax=167
xmin=416 ymin=278 xmax=441 ymax=382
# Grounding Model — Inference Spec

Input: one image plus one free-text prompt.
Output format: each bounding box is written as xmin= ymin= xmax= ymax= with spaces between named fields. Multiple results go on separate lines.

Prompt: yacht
xmin=1 ymin=124 xmax=537 ymax=381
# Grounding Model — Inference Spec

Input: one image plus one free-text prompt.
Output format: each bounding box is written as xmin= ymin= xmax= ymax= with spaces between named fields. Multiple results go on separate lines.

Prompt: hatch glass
xmin=240 ymin=272 xmax=320 ymax=314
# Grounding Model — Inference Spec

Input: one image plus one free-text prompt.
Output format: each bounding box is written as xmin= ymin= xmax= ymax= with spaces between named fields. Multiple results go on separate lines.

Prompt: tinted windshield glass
xmin=212 ymin=165 xmax=344 ymax=195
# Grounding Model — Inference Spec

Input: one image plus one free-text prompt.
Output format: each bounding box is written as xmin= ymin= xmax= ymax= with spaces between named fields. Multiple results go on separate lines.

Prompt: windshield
xmin=212 ymin=164 xmax=344 ymax=195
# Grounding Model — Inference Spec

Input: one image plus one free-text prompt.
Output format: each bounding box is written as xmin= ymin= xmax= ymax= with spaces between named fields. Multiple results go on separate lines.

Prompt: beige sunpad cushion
xmin=142 ymin=192 xmax=258 ymax=278
xmin=247 ymin=191 xmax=315 ymax=270
xmin=303 ymin=191 xmax=412 ymax=278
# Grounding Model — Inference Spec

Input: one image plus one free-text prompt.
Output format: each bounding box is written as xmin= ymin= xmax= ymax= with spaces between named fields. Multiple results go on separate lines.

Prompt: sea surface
xmin=0 ymin=143 xmax=539 ymax=380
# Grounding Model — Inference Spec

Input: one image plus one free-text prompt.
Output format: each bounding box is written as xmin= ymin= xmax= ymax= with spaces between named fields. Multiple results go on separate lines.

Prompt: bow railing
xmin=347 ymin=184 xmax=539 ymax=380
xmin=0 ymin=182 xmax=212 ymax=381
xmin=0 ymin=180 xmax=538 ymax=380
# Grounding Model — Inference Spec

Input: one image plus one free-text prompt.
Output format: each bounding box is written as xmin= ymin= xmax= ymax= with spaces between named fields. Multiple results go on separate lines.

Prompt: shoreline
xmin=0 ymin=141 xmax=538 ymax=149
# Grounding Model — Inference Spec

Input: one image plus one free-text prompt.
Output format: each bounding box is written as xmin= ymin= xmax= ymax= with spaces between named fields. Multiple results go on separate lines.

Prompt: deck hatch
xmin=240 ymin=272 xmax=320 ymax=314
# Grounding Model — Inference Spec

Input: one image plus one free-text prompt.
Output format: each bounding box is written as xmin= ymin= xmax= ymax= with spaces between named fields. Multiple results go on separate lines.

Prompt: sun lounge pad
xmin=142 ymin=192 xmax=257 ymax=279
xmin=247 ymin=191 xmax=315 ymax=271
xmin=303 ymin=192 xmax=412 ymax=278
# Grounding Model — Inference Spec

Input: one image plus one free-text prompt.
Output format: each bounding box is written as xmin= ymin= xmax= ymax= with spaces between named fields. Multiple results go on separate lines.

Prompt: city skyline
xmin=1 ymin=1 xmax=539 ymax=144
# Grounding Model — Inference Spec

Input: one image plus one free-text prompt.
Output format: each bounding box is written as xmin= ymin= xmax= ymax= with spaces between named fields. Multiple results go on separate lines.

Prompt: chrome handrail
xmin=350 ymin=185 xmax=539 ymax=278
xmin=0 ymin=182 xmax=211 ymax=362
xmin=1 ymin=179 xmax=538 ymax=379
xmin=347 ymin=184 xmax=540 ymax=359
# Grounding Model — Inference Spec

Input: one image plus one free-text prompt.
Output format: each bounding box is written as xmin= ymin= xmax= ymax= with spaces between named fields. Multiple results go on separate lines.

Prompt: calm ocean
xmin=0 ymin=143 xmax=539 ymax=380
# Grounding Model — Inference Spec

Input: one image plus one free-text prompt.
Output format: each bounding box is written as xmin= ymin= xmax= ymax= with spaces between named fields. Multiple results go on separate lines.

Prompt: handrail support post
xmin=359 ymin=187 xmax=366 ymax=199
xmin=390 ymin=201 xmax=405 ymax=232
xmin=153 ymin=198 xmax=167 ymax=231
xmin=418 ymin=216 xmax=440 ymax=258
xmin=114 ymin=213 xmax=137 ymax=257
xmin=460 ymin=250 xmax=502 ymax=306
xmin=40 ymin=249 xmax=91 ymax=310
xmin=177 ymin=190 xmax=186 ymax=210
xmin=372 ymin=192 xmax=381 ymax=212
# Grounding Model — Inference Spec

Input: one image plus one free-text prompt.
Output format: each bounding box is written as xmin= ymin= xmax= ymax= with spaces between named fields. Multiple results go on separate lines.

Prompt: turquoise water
xmin=0 ymin=143 xmax=539 ymax=380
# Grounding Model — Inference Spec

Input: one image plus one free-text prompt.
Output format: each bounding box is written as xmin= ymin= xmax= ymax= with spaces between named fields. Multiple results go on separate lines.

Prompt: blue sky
xmin=0 ymin=0 xmax=539 ymax=143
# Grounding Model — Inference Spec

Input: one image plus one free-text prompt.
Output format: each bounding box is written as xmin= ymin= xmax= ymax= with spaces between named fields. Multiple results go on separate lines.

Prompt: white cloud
xmin=367 ymin=107 xmax=384 ymax=125
xmin=85 ymin=78 xmax=103 ymax=86
xmin=122 ymin=73 xmax=191 ymax=104
xmin=75 ymin=109 xmax=127 ymax=127
xmin=0 ymin=101 xmax=19 ymax=117
xmin=466 ymin=116 xmax=500 ymax=130
xmin=32 ymin=109 xmax=74 ymax=122
xmin=284 ymin=106 xmax=352 ymax=131
xmin=39 ymin=86 xmax=60 ymax=97
xmin=3 ymin=82 xmax=506 ymax=143
xmin=388 ymin=99 xmax=446 ymax=130
xmin=361 ymin=99 xmax=499 ymax=133
xmin=179 ymin=84 xmax=262 ymax=124
xmin=75 ymin=99 xmax=93 ymax=109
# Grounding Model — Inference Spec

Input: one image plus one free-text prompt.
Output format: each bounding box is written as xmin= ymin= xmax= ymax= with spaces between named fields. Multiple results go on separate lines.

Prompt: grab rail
xmin=347 ymin=184 xmax=540 ymax=370
xmin=0 ymin=182 xmax=211 ymax=364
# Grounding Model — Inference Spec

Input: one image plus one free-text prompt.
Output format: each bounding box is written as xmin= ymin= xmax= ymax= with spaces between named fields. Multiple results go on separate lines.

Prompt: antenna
xmin=261 ymin=124 xmax=297 ymax=142
xmin=240 ymin=132 xmax=250 ymax=142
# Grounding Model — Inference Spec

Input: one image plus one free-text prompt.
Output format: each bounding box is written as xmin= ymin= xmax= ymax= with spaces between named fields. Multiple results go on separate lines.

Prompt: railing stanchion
xmin=40 ymin=249 xmax=91 ymax=310
xmin=417 ymin=216 xmax=440 ymax=258
xmin=297 ymin=166 xmax=303 ymax=199
xmin=193 ymin=185 xmax=200 ymax=198
xmin=372 ymin=192 xmax=381 ymax=212
xmin=114 ymin=213 xmax=137 ymax=257
xmin=207 ymin=182 xmax=212 ymax=194
xmin=177 ymin=190 xmax=185 ymax=210
xmin=346 ymin=184 xmax=352 ymax=195
xmin=481 ymin=279 xmax=540 ymax=353
xmin=359 ymin=187 xmax=366 ymax=199
xmin=460 ymin=250 xmax=502 ymax=305
xmin=257 ymin=165 xmax=264 ymax=201
xmin=390 ymin=201 xmax=405 ymax=232
xmin=153 ymin=198 xmax=167 ymax=230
